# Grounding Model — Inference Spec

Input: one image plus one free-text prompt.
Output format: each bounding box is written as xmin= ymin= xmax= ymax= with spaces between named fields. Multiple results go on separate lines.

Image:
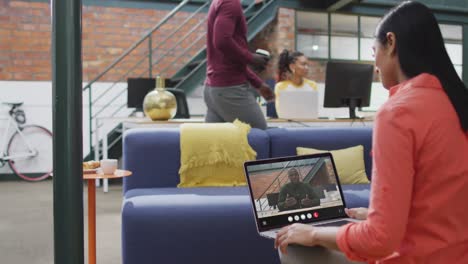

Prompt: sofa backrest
xmin=123 ymin=128 xmax=270 ymax=192
xmin=266 ymin=127 xmax=373 ymax=179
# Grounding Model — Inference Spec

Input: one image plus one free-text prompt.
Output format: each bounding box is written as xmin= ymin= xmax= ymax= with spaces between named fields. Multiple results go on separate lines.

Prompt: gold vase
xmin=143 ymin=77 xmax=177 ymax=121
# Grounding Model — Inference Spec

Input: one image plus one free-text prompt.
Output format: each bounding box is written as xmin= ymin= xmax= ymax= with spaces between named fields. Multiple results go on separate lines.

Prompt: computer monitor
xmin=324 ymin=62 xmax=374 ymax=119
xmin=127 ymin=77 xmax=155 ymax=111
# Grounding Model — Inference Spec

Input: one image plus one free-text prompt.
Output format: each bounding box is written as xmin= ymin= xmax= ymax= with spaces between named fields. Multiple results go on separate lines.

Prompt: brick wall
xmin=251 ymin=7 xmax=328 ymax=82
xmin=0 ymin=0 xmax=50 ymax=80
xmin=1 ymin=1 xmax=328 ymax=83
xmin=0 ymin=0 xmax=205 ymax=82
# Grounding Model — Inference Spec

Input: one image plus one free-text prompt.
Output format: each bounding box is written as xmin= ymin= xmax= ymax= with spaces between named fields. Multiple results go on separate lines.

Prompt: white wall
xmin=0 ymin=81 xmax=53 ymax=174
xmin=0 ymin=81 xmax=134 ymax=174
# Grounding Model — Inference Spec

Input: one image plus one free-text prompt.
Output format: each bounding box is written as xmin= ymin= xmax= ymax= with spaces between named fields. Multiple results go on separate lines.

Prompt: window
xmin=440 ymin=24 xmax=463 ymax=78
xmin=296 ymin=12 xmax=328 ymax=58
xmin=360 ymin=16 xmax=380 ymax=61
xmin=331 ymin=14 xmax=358 ymax=60
xmin=295 ymin=12 xmax=464 ymax=113
xmin=297 ymin=13 xmax=380 ymax=61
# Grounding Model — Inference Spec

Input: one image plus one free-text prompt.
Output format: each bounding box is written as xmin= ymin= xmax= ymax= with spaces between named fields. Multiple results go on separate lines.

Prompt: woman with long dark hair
xmin=274 ymin=49 xmax=319 ymax=117
xmin=275 ymin=2 xmax=468 ymax=263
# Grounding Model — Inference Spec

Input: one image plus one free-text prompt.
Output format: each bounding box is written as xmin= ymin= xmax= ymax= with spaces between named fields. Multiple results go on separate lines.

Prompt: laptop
xmin=243 ymin=152 xmax=359 ymax=239
xmin=276 ymin=90 xmax=319 ymax=120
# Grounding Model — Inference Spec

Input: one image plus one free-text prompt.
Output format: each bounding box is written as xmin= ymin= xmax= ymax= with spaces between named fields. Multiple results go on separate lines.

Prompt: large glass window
xmin=296 ymin=12 xmax=328 ymax=58
xmin=331 ymin=14 xmax=358 ymax=60
xmin=440 ymin=24 xmax=463 ymax=78
xmin=360 ymin=16 xmax=380 ymax=61
xmin=295 ymin=12 xmax=464 ymax=113
xmin=297 ymin=13 xmax=379 ymax=61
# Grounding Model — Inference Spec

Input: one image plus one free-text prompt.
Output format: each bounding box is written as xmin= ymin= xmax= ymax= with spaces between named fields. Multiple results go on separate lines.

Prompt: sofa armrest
xmin=123 ymin=128 xmax=181 ymax=192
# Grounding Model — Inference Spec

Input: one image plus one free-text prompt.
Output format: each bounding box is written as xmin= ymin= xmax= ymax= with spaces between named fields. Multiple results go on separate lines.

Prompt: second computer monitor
xmin=127 ymin=77 xmax=156 ymax=111
xmin=324 ymin=62 xmax=374 ymax=119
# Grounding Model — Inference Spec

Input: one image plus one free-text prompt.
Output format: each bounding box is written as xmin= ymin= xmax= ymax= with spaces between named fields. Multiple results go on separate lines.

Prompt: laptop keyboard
xmin=314 ymin=220 xmax=352 ymax=227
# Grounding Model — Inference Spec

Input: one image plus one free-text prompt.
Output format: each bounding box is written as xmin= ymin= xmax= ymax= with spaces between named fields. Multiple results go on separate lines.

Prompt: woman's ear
xmin=386 ymin=32 xmax=397 ymax=56
xmin=289 ymin=63 xmax=295 ymax=74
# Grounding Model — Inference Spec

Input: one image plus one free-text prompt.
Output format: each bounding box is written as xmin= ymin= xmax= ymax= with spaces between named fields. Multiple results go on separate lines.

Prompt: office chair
xmin=265 ymin=78 xmax=278 ymax=118
xmin=166 ymin=88 xmax=190 ymax=118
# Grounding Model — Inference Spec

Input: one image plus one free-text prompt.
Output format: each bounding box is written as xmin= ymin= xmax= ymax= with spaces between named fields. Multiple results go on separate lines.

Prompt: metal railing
xmin=82 ymin=0 xmax=203 ymax=157
xmin=256 ymin=162 xmax=291 ymax=211
xmin=82 ymin=0 xmax=268 ymax=158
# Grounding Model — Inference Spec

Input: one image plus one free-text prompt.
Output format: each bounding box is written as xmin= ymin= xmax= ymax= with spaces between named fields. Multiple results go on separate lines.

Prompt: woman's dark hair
xmin=376 ymin=1 xmax=468 ymax=131
xmin=277 ymin=49 xmax=304 ymax=82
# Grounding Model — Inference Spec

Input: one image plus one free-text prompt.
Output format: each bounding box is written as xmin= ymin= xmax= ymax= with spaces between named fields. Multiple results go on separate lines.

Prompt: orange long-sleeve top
xmin=336 ymin=73 xmax=468 ymax=263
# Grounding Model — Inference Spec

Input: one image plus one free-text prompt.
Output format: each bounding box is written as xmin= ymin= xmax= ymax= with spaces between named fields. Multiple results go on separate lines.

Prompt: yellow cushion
xmin=178 ymin=120 xmax=256 ymax=187
xmin=296 ymin=145 xmax=370 ymax=184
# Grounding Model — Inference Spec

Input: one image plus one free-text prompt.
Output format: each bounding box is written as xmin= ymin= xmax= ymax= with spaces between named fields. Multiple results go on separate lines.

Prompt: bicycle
xmin=0 ymin=102 xmax=53 ymax=181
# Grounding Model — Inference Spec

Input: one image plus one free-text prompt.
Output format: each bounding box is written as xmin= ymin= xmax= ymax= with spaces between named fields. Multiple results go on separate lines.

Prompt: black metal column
xmin=52 ymin=0 xmax=84 ymax=263
xmin=463 ymin=24 xmax=468 ymax=86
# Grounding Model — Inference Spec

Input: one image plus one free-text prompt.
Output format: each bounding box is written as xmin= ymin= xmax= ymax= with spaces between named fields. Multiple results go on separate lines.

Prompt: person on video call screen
xmin=277 ymin=168 xmax=320 ymax=212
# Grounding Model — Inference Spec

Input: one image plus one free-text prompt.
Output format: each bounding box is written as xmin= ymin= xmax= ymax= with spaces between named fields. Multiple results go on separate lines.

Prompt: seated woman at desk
xmin=275 ymin=1 xmax=468 ymax=264
xmin=275 ymin=49 xmax=319 ymax=119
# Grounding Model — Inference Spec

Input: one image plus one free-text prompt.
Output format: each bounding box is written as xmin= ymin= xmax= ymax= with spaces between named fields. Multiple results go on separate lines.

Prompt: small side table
xmin=83 ymin=169 xmax=132 ymax=264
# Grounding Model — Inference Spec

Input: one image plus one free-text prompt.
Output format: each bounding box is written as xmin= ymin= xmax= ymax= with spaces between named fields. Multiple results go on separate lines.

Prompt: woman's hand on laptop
xmin=275 ymin=224 xmax=341 ymax=254
xmin=275 ymin=223 xmax=317 ymax=254
xmin=345 ymin=207 xmax=368 ymax=220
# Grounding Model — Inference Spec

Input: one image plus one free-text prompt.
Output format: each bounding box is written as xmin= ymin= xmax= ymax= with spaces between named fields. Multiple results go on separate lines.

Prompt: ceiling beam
xmin=327 ymin=0 xmax=357 ymax=11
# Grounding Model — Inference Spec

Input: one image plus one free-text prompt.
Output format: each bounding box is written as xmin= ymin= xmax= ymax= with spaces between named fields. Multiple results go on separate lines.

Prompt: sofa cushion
xmin=266 ymin=127 xmax=373 ymax=180
xmin=178 ymin=121 xmax=256 ymax=188
xmin=122 ymin=187 xmax=280 ymax=264
xmin=297 ymin=145 xmax=370 ymax=184
xmin=123 ymin=128 xmax=270 ymax=192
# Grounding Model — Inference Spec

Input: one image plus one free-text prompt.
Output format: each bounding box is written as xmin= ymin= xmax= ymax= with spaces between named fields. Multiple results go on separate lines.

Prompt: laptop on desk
xmin=276 ymin=90 xmax=319 ymax=120
xmin=243 ymin=152 xmax=359 ymax=239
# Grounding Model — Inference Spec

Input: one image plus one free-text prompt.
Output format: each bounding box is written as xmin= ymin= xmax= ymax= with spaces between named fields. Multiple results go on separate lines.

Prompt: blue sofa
xmin=122 ymin=127 xmax=373 ymax=264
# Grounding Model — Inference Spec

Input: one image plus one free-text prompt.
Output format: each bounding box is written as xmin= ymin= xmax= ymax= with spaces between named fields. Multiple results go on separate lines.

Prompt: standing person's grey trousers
xmin=279 ymin=246 xmax=365 ymax=264
xmin=203 ymin=83 xmax=267 ymax=130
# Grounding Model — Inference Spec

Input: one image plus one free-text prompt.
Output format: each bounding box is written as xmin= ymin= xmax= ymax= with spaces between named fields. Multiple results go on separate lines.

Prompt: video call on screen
xmin=246 ymin=156 xmax=345 ymax=227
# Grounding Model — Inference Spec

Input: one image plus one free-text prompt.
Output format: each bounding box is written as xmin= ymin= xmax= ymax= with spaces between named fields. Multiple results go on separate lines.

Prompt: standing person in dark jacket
xmin=204 ymin=0 xmax=275 ymax=130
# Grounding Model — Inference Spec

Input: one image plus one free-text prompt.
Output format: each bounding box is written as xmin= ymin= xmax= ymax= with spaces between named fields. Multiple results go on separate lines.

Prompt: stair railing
xmin=90 ymin=1 xmax=210 ymax=120
xmin=172 ymin=0 xmax=277 ymax=93
xmin=256 ymin=161 xmax=292 ymax=211
xmin=83 ymin=0 xmax=271 ymax=159
xmin=82 ymin=0 xmax=199 ymax=158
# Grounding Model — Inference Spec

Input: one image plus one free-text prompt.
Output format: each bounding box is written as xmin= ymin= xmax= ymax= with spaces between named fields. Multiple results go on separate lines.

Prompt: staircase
xmin=169 ymin=0 xmax=279 ymax=94
xmin=82 ymin=0 xmax=279 ymax=161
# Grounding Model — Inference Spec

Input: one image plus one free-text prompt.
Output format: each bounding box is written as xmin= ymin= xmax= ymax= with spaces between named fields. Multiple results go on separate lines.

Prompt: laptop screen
xmin=276 ymin=90 xmax=319 ymax=120
xmin=244 ymin=152 xmax=347 ymax=231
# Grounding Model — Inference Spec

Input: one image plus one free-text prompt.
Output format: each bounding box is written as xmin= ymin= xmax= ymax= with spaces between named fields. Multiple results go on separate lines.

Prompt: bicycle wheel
xmin=7 ymin=125 xmax=53 ymax=181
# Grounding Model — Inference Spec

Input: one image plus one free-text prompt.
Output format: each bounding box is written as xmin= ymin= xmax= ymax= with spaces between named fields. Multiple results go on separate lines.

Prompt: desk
xmin=267 ymin=117 xmax=373 ymax=127
xmin=83 ymin=170 xmax=132 ymax=264
xmin=122 ymin=117 xmax=205 ymax=130
xmin=121 ymin=116 xmax=374 ymax=130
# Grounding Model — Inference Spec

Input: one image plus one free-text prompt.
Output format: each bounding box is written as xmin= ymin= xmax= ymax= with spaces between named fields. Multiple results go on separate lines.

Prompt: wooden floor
xmin=0 ymin=179 xmax=123 ymax=264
